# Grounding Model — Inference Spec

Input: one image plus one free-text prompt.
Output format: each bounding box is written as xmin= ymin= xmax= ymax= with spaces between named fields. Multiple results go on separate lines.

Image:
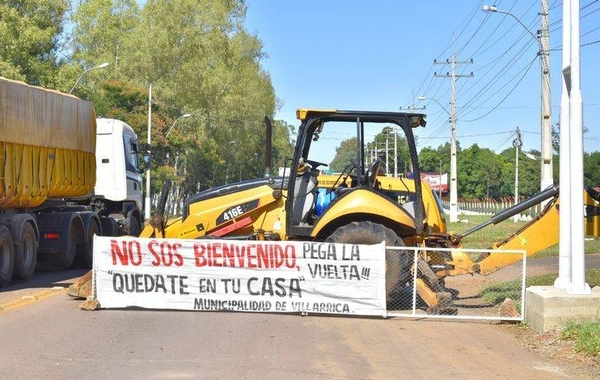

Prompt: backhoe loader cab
xmin=143 ymin=109 xmax=430 ymax=243
xmin=286 ymin=109 xmax=429 ymax=242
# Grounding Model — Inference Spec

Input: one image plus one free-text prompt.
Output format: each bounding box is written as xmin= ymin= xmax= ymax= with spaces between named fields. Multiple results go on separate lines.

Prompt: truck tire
xmin=13 ymin=222 xmax=37 ymax=281
xmin=99 ymin=217 xmax=118 ymax=237
xmin=325 ymin=221 xmax=411 ymax=301
xmin=51 ymin=223 xmax=77 ymax=268
xmin=126 ymin=214 xmax=141 ymax=237
xmin=0 ymin=225 xmax=15 ymax=287
xmin=74 ymin=219 xmax=100 ymax=269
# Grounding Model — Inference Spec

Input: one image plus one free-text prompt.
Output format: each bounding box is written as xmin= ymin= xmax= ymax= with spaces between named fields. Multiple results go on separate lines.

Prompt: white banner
xmin=93 ymin=236 xmax=387 ymax=317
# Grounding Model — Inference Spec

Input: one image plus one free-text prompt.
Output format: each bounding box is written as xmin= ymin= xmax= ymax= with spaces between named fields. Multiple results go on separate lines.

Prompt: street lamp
xmin=418 ymin=96 xmax=459 ymax=223
xmin=483 ymin=3 xmax=553 ymax=193
xmin=166 ymin=114 xmax=192 ymax=138
xmin=69 ymin=62 xmax=109 ymax=94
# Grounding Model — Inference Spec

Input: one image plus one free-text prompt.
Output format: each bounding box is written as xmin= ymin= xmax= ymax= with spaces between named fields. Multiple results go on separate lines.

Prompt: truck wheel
xmin=74 ymin=219 xmax=100 ymax=269
xmin=13 ymin=222 xmax=38 ymax=281
xmin=51 ymin=223 xmax=77 ymax=268
xmin=99 ymin=217 xmax=117 ymax=237
xmin=0 ymin=225 xmax=15 ymax=287
xmin=126 ymin=215 xmax=141 ymax=237
xmin=325 ymin=221 xmax=411 ymax=301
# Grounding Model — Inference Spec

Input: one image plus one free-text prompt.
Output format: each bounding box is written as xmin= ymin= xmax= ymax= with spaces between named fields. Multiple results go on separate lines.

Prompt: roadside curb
xmin=0 ymin=287 xmax=67 ymax=313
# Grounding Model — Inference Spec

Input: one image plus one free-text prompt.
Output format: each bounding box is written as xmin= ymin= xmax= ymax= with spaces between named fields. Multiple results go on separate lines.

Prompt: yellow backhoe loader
xmin=70 ymin=109 xmax=600 ymax=314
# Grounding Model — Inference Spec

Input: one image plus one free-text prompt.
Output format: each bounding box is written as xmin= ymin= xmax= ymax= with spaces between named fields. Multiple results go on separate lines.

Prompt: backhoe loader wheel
xmin=325 ymin=221 xmax=410 ymax=302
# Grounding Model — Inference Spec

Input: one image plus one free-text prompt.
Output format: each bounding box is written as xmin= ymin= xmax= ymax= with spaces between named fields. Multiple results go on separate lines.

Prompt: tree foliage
xmin=457 ymin=144 xmax=504 ymax=198
xmin=330 ymin=138 xmax=359 ymax=172
xmin=0 ymin=0 xmax=68 ymax=85
xmin=1 ymin=0 xmax=598 ymax=215
xmin=66 ymin=0 xmax=282 ymax=209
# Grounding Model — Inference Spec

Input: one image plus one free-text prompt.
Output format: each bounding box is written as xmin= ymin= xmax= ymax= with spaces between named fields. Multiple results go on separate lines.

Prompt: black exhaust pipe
xmin=264 ymin=116 xmax=272 ymax=178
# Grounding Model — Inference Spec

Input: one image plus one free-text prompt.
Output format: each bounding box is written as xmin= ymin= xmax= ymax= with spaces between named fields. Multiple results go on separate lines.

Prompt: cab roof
xmin=296 ymin=108 xmax=427 ymax=128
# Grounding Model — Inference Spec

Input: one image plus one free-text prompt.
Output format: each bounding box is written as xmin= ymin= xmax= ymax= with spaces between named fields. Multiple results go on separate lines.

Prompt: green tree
xmin=584 ymin=151 xmax=600 ymax=186
xmin=330 ymin=138 xmax=359 ymax=172
xmin=457 ymin=144 xmax=504 ymax=199
xmin=498 ymin=148 xmax=541 ymax=199
xmin=68 ymin=0 xmax=280 ymax=208
xmin=0 ymin=0 xmax=68 ymax=85
xmin=419 ymin=146 xmax=444 ymax=173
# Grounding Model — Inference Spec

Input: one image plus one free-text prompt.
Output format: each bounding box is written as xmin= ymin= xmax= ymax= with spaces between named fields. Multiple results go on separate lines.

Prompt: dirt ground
xmin=461 ymin=253 xmax=600 ymax=379
xmin=508 ymin=323 xmax=600 ymax=379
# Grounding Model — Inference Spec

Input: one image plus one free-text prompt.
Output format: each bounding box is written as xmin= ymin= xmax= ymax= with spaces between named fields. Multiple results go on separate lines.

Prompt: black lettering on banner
xmin=247 ymin=277 xmax=302 ymax=298
xmin=220 ymin=279 xmax=241 ymax=294
xmin=302 ymin=242 xmax=362 ymax=261
xmin=193 ymin=298 xmax=272 ymax=311
xmin=307 ymin=264 xmax=360 ymax=280
xmin=291 ymin=302 xmax=350 ymax=314
xmin=111 ymin=272 xmax=189 ymax=294
xmin=341 ymin=244 xmax=360 ymax=261
xmin=198 ymin=278 xmax=217 ymax=293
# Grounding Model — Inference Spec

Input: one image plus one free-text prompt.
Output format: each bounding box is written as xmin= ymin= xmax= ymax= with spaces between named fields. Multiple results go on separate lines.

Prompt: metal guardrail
xmin=440 ymin=199 xmax=543 ymax=219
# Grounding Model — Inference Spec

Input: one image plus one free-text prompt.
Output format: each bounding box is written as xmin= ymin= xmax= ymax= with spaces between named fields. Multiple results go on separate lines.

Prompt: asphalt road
xmin=1 ymin=255 xmax=599 ymax=380
xmin=0 ymin=293 xmax=582 ymax=380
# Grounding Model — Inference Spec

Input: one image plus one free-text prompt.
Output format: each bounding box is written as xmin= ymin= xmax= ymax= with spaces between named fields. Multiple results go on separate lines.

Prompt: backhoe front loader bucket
xmin=68 ymin=270 xmax=93 ymax=299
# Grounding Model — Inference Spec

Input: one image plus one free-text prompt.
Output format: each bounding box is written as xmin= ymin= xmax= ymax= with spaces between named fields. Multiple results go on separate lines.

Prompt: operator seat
xmin=367 ymin=158 xmax=384 ymax=189
xmin=292 ymin=159 xmax=318 ymax=225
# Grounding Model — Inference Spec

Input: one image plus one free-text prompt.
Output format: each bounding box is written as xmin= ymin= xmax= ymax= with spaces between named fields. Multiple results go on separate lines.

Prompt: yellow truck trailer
xmin=0 ymin=77 xmax=144 ymax=286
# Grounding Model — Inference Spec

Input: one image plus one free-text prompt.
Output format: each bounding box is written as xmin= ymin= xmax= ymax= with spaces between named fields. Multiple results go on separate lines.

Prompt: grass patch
xmin=561 ymin=321 xmax=600 ymax=357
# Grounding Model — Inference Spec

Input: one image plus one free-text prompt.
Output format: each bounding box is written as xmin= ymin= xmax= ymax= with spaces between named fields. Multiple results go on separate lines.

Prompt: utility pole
xmin=540 ymin=0 xmax=553 ymax=191
xmin=394 ymin=132 xmax=398 ymax=177
xmin=384 ymin=131 xmax=389 ymax=175
xmin=513 ymin=127 xmax=522 ymax=222
xmin=144 ymin=84 xmax=152 ymax=220
xmin=399 ymin=89 xmax=426 ymax=112
xmin=483 ymin=2 xmax=553 ymax=193
xmin=434 ymin=55 xmax=473 ymax=222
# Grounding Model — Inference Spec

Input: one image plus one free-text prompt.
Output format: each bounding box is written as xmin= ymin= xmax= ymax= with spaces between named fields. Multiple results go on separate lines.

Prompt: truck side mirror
xmin=142 ymin=151 xmax=151 ymax=170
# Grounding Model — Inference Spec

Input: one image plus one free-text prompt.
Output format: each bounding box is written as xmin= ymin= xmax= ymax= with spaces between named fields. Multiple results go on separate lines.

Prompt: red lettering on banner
xmin=111 ymin=239 xmax=142 ymax=266
xmin=147 ymin=241 xmax=184 ymax=266
xmin=210 ymin=243 xmax=223 ymax=267
xmin=192 ymin=242 xmax=297 ymax=269
xmin=170 ymin=242 xmax=184 ymax=266
xmin=148 ymin=240 xmax=162 ymax=266
xmin=194 ymin=243 xmax=207 ymax=266
xmin=222 ymin=244 xmax=236 ymax=267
